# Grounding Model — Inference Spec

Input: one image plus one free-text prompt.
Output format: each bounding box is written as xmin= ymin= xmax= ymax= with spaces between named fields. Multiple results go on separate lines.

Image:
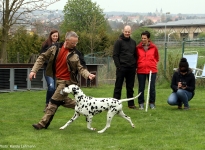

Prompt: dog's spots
xmin=61 ymin=84 xmax=135 ymax=133
xmin=85 ymin=116 xmax=88 ymax=122
xmin=77 ymin=95 xmax=84 ymax=102
xmin=88 ymin=111 xmax=95 ymax=116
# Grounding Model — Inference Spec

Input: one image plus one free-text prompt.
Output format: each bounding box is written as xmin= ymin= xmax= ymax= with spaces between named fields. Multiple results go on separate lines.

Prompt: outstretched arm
xmin=88 ymin=73 xmax=95 ymax=80
xmin=29 ymin=72 xmax=36 ymax=81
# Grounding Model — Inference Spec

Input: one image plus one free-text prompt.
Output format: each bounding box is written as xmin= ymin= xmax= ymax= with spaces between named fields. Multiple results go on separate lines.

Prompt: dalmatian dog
xmin=59 ymin=84 xmax=141 ymax=133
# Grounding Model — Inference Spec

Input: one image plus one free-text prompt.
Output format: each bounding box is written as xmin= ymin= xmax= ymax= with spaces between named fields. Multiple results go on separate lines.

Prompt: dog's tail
xmin=119 ymin=92 xmax=141 ymax=102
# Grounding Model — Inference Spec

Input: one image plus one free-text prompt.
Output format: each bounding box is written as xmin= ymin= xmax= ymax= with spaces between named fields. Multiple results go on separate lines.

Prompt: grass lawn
xmin=1 ymin=84 xmax=205 ymax=150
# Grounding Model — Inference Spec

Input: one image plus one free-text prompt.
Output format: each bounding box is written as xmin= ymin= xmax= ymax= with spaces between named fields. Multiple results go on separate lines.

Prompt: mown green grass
xmin=1 ymin=84 xmax=205 ymax=150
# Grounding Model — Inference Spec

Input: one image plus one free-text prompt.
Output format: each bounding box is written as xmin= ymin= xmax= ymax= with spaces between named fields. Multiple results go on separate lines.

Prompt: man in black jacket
xmin=113 ymin=25 xmax=137 ymax=109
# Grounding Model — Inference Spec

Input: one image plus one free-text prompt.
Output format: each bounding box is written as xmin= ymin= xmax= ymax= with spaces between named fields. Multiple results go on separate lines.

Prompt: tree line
xmin=0 ymin=0 xmax=157 ymax=63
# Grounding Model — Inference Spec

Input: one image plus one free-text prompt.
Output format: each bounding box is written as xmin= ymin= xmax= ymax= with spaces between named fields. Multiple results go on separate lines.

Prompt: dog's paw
xmin=89 ymin=127 xmax=96 ymax=131
xmin=97 ymin=130 xmax=104 ymax=134
xmin=132 ymin=124 xmax=135 ymax=128
xmin=59 ymin=126 xmax=65 ymax=130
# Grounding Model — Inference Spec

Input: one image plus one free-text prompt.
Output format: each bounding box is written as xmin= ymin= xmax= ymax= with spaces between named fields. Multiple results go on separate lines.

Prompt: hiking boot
xmin=139 ymin=103 xmax=144 ymax=110
xmin=32 ymin=123 xmax=44 ymax=130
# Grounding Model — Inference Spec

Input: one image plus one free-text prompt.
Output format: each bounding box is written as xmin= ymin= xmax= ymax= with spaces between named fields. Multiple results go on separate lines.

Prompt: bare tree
xmin=86 ymin=15 xmax=100 ymax=54
xmin=0 ymin=0 xmax=59 ymax=63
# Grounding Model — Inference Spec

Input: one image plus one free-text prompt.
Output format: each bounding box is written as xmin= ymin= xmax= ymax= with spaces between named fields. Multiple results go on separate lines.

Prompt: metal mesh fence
xmin=3 ymin=39 xmax=205 ymax=87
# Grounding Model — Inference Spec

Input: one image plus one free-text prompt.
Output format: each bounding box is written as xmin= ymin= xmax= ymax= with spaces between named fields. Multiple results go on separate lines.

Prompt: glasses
xmin=66 ymin=39 xmax=78 ymax=45
xmin=66 ymin=40 xmax=78 ymax=45
xmin=70 ymin=41 xmax=78 ymax=45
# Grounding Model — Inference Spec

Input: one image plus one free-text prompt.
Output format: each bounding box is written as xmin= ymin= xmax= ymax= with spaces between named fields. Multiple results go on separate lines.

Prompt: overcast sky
xmin=47 ymin=0 xmax=205 ymax=14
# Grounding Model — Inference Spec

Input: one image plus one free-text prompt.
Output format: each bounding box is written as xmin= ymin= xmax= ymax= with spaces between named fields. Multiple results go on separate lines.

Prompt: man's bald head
xmin=123 ymin=25 xmax=131 ymax=38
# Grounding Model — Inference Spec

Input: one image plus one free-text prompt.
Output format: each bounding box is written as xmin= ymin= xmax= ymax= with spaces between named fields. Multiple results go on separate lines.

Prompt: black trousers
xmin=137 ymin=73 xmax=157 ymax=104
xmin=113 ymin=67 xmax=136 ymax=106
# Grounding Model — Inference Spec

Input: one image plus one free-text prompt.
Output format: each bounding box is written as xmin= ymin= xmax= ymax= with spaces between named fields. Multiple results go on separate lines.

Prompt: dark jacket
xmin=40 ymin=43 xmax=51 ymax=69
xmin=171 ymin=68 xmax=195 ymax=98
xmin=40 ymin=43 xmax=50 ymax=54
xmin=113 ymin=33 xmax=136 ymax=69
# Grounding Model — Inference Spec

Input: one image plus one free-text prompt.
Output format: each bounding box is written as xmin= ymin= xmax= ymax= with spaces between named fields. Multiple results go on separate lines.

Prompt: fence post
xmin=17 ymin=52 xmax=19 ymax=63
xmin=182 ymin=38 xmax=186 ymax=57
xmin=164 ymin=42 xmax=167 ymax=73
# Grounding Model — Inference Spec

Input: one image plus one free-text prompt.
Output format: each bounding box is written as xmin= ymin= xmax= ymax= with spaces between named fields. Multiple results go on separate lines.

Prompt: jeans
xmin=137 ymin=73 xmax=157 ymax=104
xmin=44 ymin=70 xmax=56 ymax=104
xmin=113 ymin=67 xmax=136 ymax=107
xmin=167 ymin=89 xmax=192 ymax=108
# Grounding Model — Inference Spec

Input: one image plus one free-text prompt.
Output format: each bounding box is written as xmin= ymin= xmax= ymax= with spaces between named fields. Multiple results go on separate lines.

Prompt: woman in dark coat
xmin=40 ymin=30 xmax=60 ymax=112
xmin=167 ymin=58 xmax=195 ymax=110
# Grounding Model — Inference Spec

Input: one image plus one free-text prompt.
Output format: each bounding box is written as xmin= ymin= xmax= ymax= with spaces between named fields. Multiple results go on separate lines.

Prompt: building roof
xmin=147 ymin=19 xmax=205 ymax=27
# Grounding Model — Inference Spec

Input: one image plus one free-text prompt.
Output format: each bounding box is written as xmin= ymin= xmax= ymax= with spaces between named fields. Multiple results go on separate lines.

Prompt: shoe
xmin=178 ymin=103 xmax=182 ymax=109
xmin=128 ymin=106 xmax=137 ymax=110
xmin=32 ymin=123 xmax=44 ymax=130
xmin=139 ymin=104 xmax=144 ymax=110
xmin=178 ymin=106 xmax=182 ymax=109
xmin=43 ymin=104 xmax=48 ymax=112
xmin=184 ymin=107 xmax=189 ymax=110
xmin=150 ymin=103 xmax=155 ymax=109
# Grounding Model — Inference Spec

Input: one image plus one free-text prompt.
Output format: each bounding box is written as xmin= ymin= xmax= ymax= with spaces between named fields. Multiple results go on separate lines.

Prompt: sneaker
xmin=150 ymin=103 xmax=155 ymax=109
xmin=178 ymin=106 xmax=182 ymax=109
xmin=128 ymin=106 xmax=137 ymax=110
xmin=184 ymin=107 xmax=189 ymax=110
xmin=178 ymin=103 xmax=182 ymax=109
xmin=139 ymin=104 xmax=144 ymax=110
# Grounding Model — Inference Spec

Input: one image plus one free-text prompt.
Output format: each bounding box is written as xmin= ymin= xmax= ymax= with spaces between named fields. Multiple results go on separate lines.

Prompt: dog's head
xmin=63 ymin=84 xmax=80 ymax=95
